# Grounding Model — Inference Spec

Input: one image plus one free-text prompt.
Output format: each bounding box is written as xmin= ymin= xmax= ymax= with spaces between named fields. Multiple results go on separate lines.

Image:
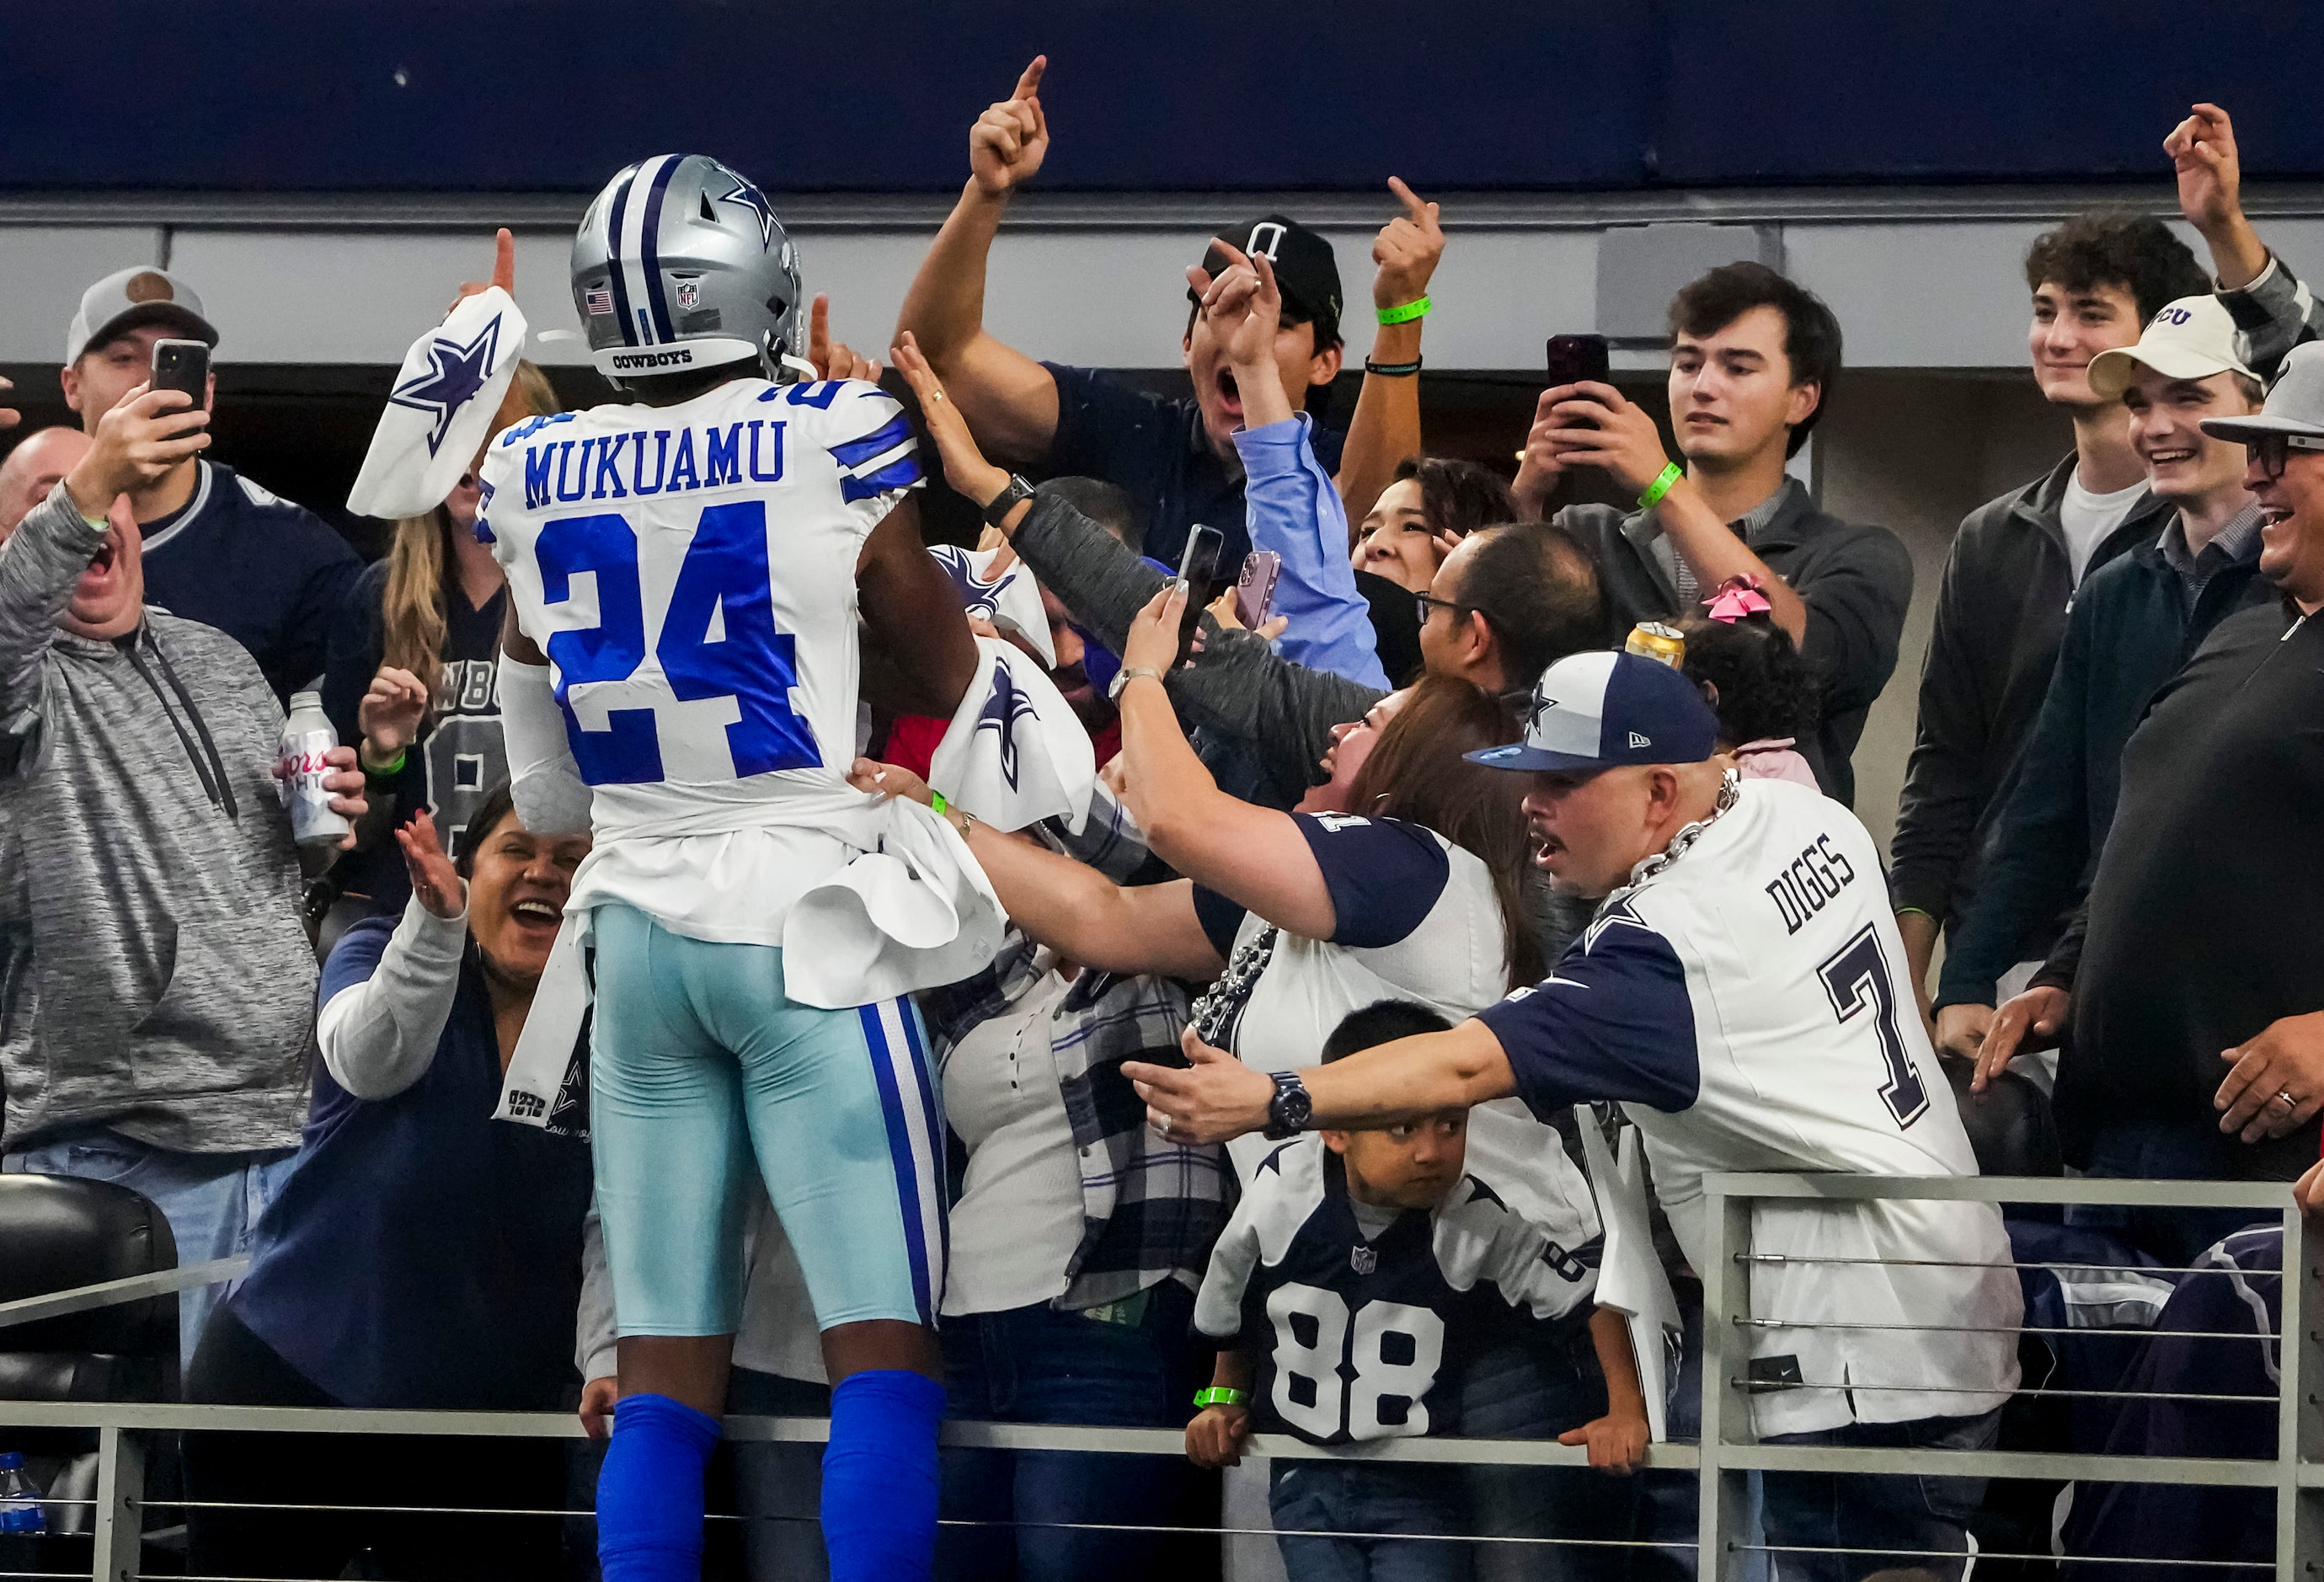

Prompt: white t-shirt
xmin=1478 ymin=778 xmax=2022 ymax=1437
xmin=940 ymin=969 xmax=1088 ymax=1318
xmin=2058 ymin=468 xmax=2147 ymax=585
xmin=1192 ymin=814 xmax=1602 ymax=1247
xmin=478 ymin=375 xmax=921 ymax=946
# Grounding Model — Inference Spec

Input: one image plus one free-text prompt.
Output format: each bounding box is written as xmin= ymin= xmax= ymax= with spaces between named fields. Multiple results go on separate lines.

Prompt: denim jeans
xmin=1269 ymin=1460 xmax=1469 ymax=1582
xmin=1756 ymin=1408 xmax=2001 ymax=1582
xmin=4 ymin=1125 xmax=299 ymax=1370
xmin=935 ymin=1280 xmax=1203 ymax=1582
xmin=1456 ymin=1317 xmax=1643 ymax=1582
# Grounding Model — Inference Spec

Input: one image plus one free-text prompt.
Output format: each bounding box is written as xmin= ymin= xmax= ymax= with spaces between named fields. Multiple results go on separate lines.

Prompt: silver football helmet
xmin=571 ymin=154 xmax=805 ymax=382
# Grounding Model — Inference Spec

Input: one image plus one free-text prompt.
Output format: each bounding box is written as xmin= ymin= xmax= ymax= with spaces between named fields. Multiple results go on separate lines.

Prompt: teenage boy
xmin=894 ymin=56 xmax=1445 ymax=569
xmin=1889 ymin=216 xmax=2207 ymax=1013
xmin=1518 ymin=262 xmax=1910 ymax=806
xmin=60 ymin=267 xmax=361 ymax=703
xmin=1935 ymin=297 xmax=2272 ymax=1061
xmin=1186 ymin=1000 xmax=1646 ymax=1582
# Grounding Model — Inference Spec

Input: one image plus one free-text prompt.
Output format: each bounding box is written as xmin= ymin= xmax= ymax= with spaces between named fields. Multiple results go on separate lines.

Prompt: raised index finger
xmin=490 ymin=227 xmax=516 ymax=294
xmin=1012 ymin=55 xmax=1047 ymax=100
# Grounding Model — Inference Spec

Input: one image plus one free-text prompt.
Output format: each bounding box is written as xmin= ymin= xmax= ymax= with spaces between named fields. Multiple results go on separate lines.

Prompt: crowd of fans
xmin=4 ymin=71 xmax=2324 ymax=1582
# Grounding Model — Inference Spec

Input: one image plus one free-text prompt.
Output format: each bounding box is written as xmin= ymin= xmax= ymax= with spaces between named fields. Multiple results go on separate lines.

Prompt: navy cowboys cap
xmin=1194 ymin=216 xmax=1344 ymax=348
xmin=1467 ymin=650 xmax=1720 ymax=774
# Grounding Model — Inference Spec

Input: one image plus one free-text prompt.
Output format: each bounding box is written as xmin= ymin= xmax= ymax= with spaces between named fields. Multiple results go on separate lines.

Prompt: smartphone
xmin=151 ymin=339 xmax=211 ymax=406
xmin=1234 ymin=550 xmax=1283 ymax=630
xmin=1174 ymin=524 xmax=1228 ymax=663
xmin=1545 ymin=334 xmax=1610 ymax=389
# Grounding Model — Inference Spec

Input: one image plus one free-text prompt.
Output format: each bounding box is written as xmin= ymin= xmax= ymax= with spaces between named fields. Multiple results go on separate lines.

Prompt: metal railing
xmin=0 ymin=1173 xmax=2306 ymax=1580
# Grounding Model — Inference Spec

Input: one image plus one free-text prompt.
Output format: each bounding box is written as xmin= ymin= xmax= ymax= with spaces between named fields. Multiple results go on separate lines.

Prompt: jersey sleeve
xmin=1476 ymin=902 xmax=1702 ymax=1119
xmin=1191 ymin=885 xmax=1249 ymax=960
xmin=793 ymin=379 xmax=922 ymax=528
xmin=1434 ymin=1178 xmax=1600 ymax=1323
xmin=1192 ymin=1181 xmax=1266 ymax=1341
xmin=1291 ymin=813 xmax=1451 ymax=948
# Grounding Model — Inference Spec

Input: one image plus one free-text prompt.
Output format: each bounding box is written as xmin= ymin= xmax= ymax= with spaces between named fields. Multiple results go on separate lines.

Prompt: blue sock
xmin=598 ymin=1392 xmax=721 ymax=1582
xmin=821 ymin=1369 xmax=943 ymax=1582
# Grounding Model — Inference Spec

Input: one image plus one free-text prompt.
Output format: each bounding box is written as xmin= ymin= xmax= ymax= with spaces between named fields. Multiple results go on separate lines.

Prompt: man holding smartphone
xmin=1518 ymin=263 xmax=1912 ymax=806
xmin=61 ymin=266 xmax=361 ymax=703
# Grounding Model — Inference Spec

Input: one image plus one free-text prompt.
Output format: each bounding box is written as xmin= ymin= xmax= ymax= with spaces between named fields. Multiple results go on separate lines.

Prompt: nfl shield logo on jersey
xmin=1350 ymin=1244 xmax=1377 ymax=1275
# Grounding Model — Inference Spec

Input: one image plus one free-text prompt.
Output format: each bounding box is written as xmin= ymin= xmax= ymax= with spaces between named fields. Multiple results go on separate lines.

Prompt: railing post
xmin=1698 ymin=1182 xmax=1754 ymax=1582
xmin=90 ymin=1424 xmax=142 ymax=1582
xmin=2285 ymin=1199 xmax=2324 ymax=1581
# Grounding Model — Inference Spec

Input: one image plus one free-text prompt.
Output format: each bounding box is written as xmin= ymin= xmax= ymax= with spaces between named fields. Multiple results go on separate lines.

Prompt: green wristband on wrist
xmin=1194 ymin=1387 xmax=1249 ymax=1408
xmin=363 ymin=747 xmax=407 ymax=780
xmin=929 ymin=790 xmax=948 ymax=817
xmin=1637 ymin=462 xmax=1684 ymax=510
xmin=1376 ymin=295 xmax=1431 ymax=326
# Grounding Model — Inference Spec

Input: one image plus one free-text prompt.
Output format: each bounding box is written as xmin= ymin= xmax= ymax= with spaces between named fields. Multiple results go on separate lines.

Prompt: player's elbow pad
xmin=497 ymin=654 xmax=594 ymax=836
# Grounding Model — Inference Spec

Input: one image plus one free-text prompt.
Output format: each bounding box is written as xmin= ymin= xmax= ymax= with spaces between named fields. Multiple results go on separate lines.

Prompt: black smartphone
xmin=1545 ymin=334 xmax=1610 ymax=388
xmin=1174 ymin=523 xmax=1227 ymax=664
xmin=151 ymin=339 xmax=211 ymax=406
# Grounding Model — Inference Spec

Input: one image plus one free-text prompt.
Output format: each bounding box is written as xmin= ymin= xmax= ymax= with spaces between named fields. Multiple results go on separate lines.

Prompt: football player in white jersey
xmin=478 ymin=157 xmax=977 ymax=1582
xmin=1129 ymin=649 xmax=2022 ymax=1582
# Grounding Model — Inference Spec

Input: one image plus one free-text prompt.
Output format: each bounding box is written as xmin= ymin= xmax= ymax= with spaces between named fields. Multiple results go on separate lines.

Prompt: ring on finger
xmin=2278 ymin=1088 xmax=2299 ymax=1110
xmin=1156 ymin=1112 xmax=1173 ymax=1136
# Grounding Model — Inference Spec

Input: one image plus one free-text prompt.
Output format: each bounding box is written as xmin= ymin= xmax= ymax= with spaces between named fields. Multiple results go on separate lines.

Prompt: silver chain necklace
xmin=1611 ymin=768 xmax=1741 ymax=897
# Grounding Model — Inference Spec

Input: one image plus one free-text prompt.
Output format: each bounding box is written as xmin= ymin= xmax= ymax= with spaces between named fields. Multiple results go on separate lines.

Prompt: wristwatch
xmin=980 ymin=473 xmax=1037 ymax=527
xmin=1264 ymin=1072 xmax=1314 ymax=1140
xmin=1107 ymin=665 xmax=1164 ymax=702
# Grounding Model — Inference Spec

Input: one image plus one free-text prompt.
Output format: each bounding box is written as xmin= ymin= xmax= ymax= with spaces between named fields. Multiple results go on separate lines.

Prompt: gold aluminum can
xmin=1626 ymin=622 xmax=1686 ymax=669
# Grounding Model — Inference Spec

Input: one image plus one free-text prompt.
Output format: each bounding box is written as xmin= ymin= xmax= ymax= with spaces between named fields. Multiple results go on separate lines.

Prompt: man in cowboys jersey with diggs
xmin=479 ymin=157 xmax=977 ymax=1582
xmin=1130 ymin=649 xmax=2022 ymax=1582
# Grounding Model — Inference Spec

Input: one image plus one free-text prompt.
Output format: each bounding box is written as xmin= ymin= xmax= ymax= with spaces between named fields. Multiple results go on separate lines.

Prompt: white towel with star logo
xmin=927 ymin=635 xmax=1094 ymax=835
xmin=348 ymin=287 xmax=529 ymax=521
xmin=929 ymin=543 xmax=1055 ymax=667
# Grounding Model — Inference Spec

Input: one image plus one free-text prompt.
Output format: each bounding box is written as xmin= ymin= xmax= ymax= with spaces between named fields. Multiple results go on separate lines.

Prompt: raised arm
xmin=2170 ymin=103 xmax=2324 ymax=384
xmin=315 ymin=812 xmax=469 ymax=1100
xmin=845 ymin=756 xmax=1223 ymax=980
xmin=1335 ymin=179 xmax=1443 ymax=526
xmin=1113 ymin=586 xmax=1339 ymax=938
xmin=856 ymin=494 xmax=980 ymax=718
xmin=891 ymin=56 xmax=1062 ymax=466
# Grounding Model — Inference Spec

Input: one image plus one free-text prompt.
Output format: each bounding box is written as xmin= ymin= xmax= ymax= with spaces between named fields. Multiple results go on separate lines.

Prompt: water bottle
xmin=0 ymin=1452 xmax=45 ymax=1535
xmin=278 ymin=690 xmax=351 ymax=851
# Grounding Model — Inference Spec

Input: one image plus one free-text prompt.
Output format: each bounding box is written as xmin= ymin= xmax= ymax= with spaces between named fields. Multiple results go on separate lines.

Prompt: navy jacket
xmin=1935 ymin=521 xmax=2270 ymax=1009
xmin=139 ymin=461 xmax=362 ymax=705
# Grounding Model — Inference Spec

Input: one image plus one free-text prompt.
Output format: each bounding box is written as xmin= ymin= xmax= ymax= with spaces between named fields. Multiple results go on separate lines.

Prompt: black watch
xmin=980 ymin=473 xmax=1037 ymax=527
xmin=1264 ymin=1072 xmax=1314 ymax=1140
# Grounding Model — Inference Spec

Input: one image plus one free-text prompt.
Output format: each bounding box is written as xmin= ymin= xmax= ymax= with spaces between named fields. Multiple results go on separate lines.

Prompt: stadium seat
xmin=0 ymin=1173 xmax=182 ymax=1452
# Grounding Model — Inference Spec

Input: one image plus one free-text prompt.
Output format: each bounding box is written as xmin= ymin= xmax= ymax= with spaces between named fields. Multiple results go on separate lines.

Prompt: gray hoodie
xmin=0 ymin=483 xmax=316 ymax=1153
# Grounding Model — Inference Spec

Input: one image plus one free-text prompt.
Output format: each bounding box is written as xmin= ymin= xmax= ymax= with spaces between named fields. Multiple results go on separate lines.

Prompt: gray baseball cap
xmin=2202 ymin=339 xmax=2324 ymax=446
xmin=65 ymin=266 xmax=219 ymax=365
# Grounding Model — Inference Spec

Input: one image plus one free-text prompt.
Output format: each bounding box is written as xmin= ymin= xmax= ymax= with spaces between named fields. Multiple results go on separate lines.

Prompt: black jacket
xmin=1887 ymin=456 xmax=2175 ymax=925
xmin=2039 ymin=601 xmax=2324 ymax=1178
xmin=1557 ymin=479 xmax=1912 ymax=806
xmin=1933 ymin=514 xmax=2271 ymax=1009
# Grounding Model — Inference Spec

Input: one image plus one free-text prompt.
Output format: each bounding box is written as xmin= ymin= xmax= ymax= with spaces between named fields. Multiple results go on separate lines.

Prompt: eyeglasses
xmin=1413 ymin=591 xmax=1475 ymax=627
xmin=2250 ymin=432 xmax=2324 ymax=483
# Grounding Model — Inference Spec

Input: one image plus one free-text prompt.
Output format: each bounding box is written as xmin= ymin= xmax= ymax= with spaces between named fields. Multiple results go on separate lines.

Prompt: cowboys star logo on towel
xmin=389 ymin=314 xmax=505 ymax=457
xmin=928 ymin=543 xmax=1056 ymax=667
xmin=975 ymin=663 xmax=1041 ymax=793
xmin=347 ymin=286 xmax=529 ymax=521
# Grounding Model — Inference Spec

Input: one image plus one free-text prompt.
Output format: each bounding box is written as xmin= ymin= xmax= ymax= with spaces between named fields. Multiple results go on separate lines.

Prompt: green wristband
xmin=1194 ymin=1387 xmax=1249 ymax=1408
xmin=1637 ymin=462 xmax=1683 ymax=511
xmin=1376 ymin=295 xmax=1431 ymax=326
xmin=929 ymin=789 xmax=948 ymax=817
xmin=363 ymin=747 xmax=407 ymax=781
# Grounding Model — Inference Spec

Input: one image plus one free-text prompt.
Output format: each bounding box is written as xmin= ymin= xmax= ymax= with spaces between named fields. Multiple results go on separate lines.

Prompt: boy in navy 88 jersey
xmin=1187 ymin=1002 xmax=1647 ymax=1582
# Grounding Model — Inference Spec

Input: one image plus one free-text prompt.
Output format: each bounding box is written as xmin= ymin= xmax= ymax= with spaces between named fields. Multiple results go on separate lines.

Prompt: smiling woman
xmin=180 ymin=787 xmax=597 ymax=1582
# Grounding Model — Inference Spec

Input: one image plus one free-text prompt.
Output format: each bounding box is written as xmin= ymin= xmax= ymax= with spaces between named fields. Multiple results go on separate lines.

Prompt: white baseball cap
xmin=2087 ymin=294 xmax=2256 ymax=401
xmin=2202 ymin=340 xmax=2324 ymax=446
xmin=64 ymin=266 xmax=219 ymax=366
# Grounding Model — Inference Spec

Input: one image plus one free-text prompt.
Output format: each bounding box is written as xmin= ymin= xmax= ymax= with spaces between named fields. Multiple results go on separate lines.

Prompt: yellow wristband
xmin=1376 ymin=296 xmax=1431 ymax=326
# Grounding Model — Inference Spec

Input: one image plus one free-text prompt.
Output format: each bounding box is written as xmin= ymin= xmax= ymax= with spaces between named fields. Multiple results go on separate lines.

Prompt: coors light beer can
xmin=278 ymin=690 xmax=350 ymax=850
